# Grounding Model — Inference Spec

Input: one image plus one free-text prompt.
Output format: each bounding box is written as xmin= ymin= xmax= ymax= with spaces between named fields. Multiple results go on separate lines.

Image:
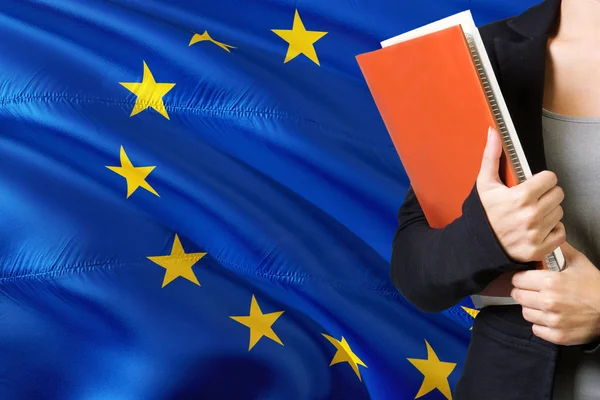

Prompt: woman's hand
xmin=477 ymin=127 xmax=566 ymax=263
xmin=510 ymin=241 xmax=600 ymax=346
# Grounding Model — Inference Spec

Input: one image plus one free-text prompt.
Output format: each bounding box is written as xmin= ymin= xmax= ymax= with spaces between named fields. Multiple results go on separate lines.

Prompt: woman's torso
xmin=543 ymin=34 xmax=600 ymax=400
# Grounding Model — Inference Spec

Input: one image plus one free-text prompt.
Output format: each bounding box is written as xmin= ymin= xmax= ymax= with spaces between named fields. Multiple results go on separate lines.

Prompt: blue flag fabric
xmin=0 ymin=1 xmax=540 ymax=399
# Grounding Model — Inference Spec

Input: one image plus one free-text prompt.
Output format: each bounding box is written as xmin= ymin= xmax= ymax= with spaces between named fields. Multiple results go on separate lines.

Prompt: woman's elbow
xmin=390 ymin=251 xmax=457 ymax=313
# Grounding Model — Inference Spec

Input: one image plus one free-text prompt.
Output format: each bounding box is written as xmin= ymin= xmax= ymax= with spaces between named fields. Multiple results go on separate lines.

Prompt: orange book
xmin=356 ymin=11 xmax=564 ymax=301
xmin=358 ymin=23 xmax=513 ymax=229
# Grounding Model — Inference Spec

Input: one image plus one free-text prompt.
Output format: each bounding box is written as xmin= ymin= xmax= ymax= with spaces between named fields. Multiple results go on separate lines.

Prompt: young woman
xmin=391 ymin=0 xmax=600 ymax=398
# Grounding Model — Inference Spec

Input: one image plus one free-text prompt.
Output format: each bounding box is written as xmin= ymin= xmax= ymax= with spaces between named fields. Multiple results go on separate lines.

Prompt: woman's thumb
xmin=477 ymin=126 xmax=503 ymax=185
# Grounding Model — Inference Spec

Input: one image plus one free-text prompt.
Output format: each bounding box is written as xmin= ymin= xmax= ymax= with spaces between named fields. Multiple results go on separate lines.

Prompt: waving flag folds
xmin=0 ymin=1 xmax=540 ymax=399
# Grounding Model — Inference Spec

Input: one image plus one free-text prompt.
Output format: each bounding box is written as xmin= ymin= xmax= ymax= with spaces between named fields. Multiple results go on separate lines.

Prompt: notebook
xmin=356 ymin=10 xmax=565 ymax=307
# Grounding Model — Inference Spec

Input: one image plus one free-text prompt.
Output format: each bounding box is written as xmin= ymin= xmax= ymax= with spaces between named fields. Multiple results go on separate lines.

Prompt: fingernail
xmin=488 ymin=126 xmax=494 ymax=138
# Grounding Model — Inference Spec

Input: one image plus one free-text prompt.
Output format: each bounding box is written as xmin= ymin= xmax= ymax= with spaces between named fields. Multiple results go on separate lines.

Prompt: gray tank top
xmin=542 ymin=108 xmax=600 ymax=400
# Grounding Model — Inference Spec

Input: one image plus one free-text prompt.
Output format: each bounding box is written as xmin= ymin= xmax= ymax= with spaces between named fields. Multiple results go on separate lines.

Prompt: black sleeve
xmin=390 ymin=182 xmax=532 ymax=313
xmin=582 ymin=340 xmax=600 ymax=354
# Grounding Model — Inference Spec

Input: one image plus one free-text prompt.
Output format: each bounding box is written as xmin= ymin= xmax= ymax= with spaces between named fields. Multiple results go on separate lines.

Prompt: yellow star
xmin=147 ymin=234 xmax=207 ymax=288
xmin=272 ymin=9 xmax=328 ymax=65
xmin=322 ymin=334 xmax=367 ymax=381
xmin=230 ymin=295 xmax=284 ymax=351
xmin=106 ymin=146 xmax=159 ymax=198
xmin=461 ymin=306 xmax=480 ymax=330
xmin=189 ymin=31 xmax=235 ymax=52
xmin=119 ymin=61 xmax=175 ymax=120
xmin=407 ymin=340 xmax=456 ymax=400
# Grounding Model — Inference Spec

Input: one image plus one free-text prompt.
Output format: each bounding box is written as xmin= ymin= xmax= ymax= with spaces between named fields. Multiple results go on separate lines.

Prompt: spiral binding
xmin=464 ymin=33 xmax=562 ymax=272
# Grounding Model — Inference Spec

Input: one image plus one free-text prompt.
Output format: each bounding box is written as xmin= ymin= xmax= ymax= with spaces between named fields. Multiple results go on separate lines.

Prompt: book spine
xmin=464 ymin=33 xmax=562 ymax=273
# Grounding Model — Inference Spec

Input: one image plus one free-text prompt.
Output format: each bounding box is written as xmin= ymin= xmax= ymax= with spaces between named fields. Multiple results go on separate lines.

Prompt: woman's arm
xmin=390 ymin=182 xmax=532 ymax=312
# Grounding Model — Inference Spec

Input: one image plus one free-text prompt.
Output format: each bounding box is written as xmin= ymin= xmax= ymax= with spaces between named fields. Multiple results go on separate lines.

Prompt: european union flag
xmin=0 ymin=1 xmax=540 ymax=399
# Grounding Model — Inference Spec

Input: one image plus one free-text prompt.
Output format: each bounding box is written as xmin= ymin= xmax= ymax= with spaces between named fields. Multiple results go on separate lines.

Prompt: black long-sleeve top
xmin=390 ymin=182 xmax=532 ymax=313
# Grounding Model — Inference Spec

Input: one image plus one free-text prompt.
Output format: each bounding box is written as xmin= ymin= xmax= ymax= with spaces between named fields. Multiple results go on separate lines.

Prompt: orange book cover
xmin=356 ymin=25 xmax=518 ymax=230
